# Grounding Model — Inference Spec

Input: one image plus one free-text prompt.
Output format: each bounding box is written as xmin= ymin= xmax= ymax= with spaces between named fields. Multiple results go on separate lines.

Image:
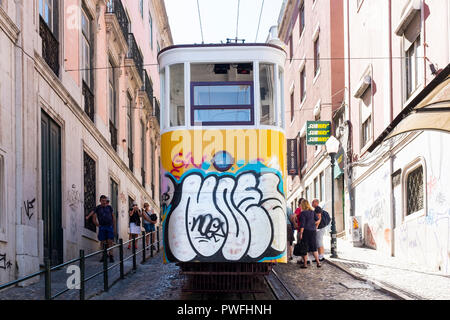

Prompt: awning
xmin=368 ymin=63 xmax=450 ymax=152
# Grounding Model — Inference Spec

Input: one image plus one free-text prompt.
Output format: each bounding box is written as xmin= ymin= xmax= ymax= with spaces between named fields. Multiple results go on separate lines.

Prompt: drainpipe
xmin=14 ymin=0 xmax=24 ymax=277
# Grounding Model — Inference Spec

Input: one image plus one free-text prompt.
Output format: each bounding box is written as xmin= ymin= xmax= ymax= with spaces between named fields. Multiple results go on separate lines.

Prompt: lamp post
xmin=326 ymin=136 xmax=340 ymax=258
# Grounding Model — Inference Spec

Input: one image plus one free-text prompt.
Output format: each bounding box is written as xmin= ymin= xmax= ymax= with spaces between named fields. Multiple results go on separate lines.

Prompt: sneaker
xmin=99 ymin=257 xmax=104 ymax=263
xmin=109 ymin=255 xmax=114 ymax=263
xmin=319 ymin=257 xmax=325 ymax=262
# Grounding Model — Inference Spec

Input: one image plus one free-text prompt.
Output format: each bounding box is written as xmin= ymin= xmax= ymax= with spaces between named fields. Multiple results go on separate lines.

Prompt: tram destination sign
xmin=306 ymin=121 xmax=332 ymax=145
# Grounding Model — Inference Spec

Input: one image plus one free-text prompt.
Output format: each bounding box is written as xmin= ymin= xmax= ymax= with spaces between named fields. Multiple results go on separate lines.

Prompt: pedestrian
xmin=128 ymin=202 xmax=142 ymax=250
xmin=298 ymin=199 xmax=321 ymax=268
xmin=312 ymin=199 xmax=327 ymax=262
xmin=294 ymin=198 xmax=308 ymax=265
xmin=87 ymin=195 xmax=116 ymax=263
xmin=142 ymin=203 xmax=157 ymax=250
xmin=286 ymin=207 xmax=296 ymax=261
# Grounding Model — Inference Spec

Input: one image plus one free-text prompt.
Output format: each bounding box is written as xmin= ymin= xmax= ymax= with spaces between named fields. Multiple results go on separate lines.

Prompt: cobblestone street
xmin=274 ymin=260 xmax=396 ymax=300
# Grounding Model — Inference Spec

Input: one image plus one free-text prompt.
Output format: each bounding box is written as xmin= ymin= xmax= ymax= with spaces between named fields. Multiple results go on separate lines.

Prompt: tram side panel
xmin=160 ymin=128 xmax=287 ymax=264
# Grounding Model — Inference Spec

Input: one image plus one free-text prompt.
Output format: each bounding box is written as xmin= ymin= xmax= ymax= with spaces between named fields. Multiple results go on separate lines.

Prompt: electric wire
xmin=236 ymin=0 xmax=241 ymax=40
xmin=196 ymin=0 xmax=205 ymax=44
xmin=255 ymin=0 xmax=265 ymax=42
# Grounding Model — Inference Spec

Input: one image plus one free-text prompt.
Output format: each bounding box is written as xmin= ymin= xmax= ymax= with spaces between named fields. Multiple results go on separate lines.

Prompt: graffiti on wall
xmin=0 ymin=254 xmax=12 ymax=270
xmin=23 ymin=198 xmax=36 ymax=221
xmin=67 ymin=184 xmax=82 ymax=210
xmin=162 ymin=167 xmax=286 ymax=263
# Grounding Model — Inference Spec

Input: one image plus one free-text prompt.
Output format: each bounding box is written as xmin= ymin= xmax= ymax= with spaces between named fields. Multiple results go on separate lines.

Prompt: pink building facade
xmin=278 ymin=0 xmax=346 ymax=233
xmin=0 ymin=0 xmax=172 ymax=283
xmin=344 ymin=0 xmax=450 ymax=273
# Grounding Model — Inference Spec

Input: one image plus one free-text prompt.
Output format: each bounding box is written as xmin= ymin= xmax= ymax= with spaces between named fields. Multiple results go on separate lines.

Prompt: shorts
xmin=129 ymin=222 xmax=141 ymax=235
xmin=144 ymin=223 xmax=155 ymax=233
xmin=302 ymin=229 xmax=317 ymax=253
xmin=316 ymin=227 xmax=327 ymax=248
xmin=286 ymin=225 xmax=294 ymax=245
xmin=98 ymin=225 xmax=114 ymax=241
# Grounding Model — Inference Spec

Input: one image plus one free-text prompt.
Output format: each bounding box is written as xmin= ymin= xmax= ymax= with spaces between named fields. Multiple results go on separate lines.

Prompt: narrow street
xmin=90 ymin=253 xmax=396 ymax=300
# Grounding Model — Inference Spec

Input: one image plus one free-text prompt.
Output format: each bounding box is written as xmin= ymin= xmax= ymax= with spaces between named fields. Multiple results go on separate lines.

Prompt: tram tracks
xmin=264 ymin=268 xmax=298 ymax=300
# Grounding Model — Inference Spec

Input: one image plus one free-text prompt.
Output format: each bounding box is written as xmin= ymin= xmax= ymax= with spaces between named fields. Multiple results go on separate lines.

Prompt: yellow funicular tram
xmin=158 ymin=43 xmax=287 ymax=293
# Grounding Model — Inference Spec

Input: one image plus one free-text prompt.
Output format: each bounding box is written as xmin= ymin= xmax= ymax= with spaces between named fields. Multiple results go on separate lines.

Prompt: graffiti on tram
xmin=161 ymin=167 xmax=286 ymax=263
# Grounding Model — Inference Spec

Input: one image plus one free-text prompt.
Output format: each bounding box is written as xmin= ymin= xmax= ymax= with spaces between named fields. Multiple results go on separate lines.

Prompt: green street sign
xmin=306 ymin=121 xmax=331 ymax=145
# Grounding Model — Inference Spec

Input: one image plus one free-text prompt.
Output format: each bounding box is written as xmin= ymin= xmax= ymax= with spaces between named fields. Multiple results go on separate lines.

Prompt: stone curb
xmin=324 ymin=258 xmax=416 ymax=300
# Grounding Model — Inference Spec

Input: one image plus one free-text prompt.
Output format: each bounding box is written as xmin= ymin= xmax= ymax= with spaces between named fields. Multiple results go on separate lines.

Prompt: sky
xmin=164 ymin=0 xmax=284 ymax=45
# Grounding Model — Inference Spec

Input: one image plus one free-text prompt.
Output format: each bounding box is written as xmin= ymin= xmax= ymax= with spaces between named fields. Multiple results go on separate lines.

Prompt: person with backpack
xmin=142 ymin=203 xmax=158 ymax=250
xmin=312 ymin=199 xmax=330 ymax=262
xmin=87 ymin=195 xmax=116 ymax=263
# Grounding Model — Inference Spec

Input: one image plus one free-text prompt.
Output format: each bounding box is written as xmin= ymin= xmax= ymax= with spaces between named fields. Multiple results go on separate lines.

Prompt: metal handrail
xmin=0 ymin=226 xmax=163 ymax=300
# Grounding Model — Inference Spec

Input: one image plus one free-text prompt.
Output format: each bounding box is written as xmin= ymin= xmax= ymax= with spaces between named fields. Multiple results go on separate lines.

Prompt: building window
xmin=305 ymin=186 xmax=310 ymax=202
xmin=139 ymin=0 xmax=143 ymax=18
xmin=299 ymin=136 xmax=307 ymax=169
xmin=39 ymin=0 xmax=53 ymax=31
xmin=299 ymin=2 xmax=305 ymax=37
xmin=150 ymin=139 xmax=155 ymax=199
xmin=109 ymin=60 xmax=118 ymax=151
xmin=290 ymin=91 xmax=294 ymax=122
xmin=405 ymin=35 xmax=421 ymax=99
xmin=260 ymin=63 xmax=276 ymax=126
xmin=81 ymin=6 xmax=92 ymax=89
xmin=314 ymin=177 xmax=319 ymax=199
xmin=289 ymin=34 xmax=293 ymax=61
xmin=127 ymin=93 xmax=134 ymax=172
xmin=406 ymin=165 xmax=424 ymax=216
xmin=360 ymin=87 xmax=372 ymax=148
xmin=170 ymin=64 xmax=185 ymax=126
xmin=319 ymin=172 xmax=325 ymax=201
xmin=314 ymin=35 xmax=320 ymax=76
xmin=39 ymin=0 xmax=59 ymax=76
xmin=300 ymin=68 xmax=306 ymax=102
xmin=141 ymin=121 xmax=146 ymax=187
xmin=149 ymin=13 xmax=153 ymax=50
xmin=84 ymin=152 xmax=96 ymax=232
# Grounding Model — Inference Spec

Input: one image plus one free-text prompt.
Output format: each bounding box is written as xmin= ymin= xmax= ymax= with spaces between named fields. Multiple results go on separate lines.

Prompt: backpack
xmin=318 ymin=210 xmax=331 ymax=229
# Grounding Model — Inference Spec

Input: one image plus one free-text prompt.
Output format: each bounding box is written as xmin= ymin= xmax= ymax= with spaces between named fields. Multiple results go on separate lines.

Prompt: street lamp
xmin=326 ymin=136 xmax=340 ymax=259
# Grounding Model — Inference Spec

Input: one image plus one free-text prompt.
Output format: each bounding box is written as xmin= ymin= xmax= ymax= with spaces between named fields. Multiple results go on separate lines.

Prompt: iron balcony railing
xmin=109 ymin=121 xmax=118 ymax=151
xmin=141 ymin=70 xmax=154 ymax=107
xmin=39 ymin=16 xmax=59 ymax=76
xmin=127 ymin=33 xmax=144 ymax=83
xmin=153 ymin=98 xmax=160 ymax=126
xmin=141 ymin=168 xmax=146 ymax=188
xmin=128 ymin=148 xmax=134 ymax=173
xmin=82 ymin=81 xmax=95 ymax=122
xmin=0 ymin=228 xmax=162 ymax=300
xmin=105 ymin=0 xmax=129 ymax=42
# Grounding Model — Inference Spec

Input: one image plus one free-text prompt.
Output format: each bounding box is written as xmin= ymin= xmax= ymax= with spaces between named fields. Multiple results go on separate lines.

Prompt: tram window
xmin=191 ymin=82 xmax=253 ymax=126
xmin=170 ymin=64 xmax=185 ymax=127
xmin=260 ymin=63 xmax=276 ymax=126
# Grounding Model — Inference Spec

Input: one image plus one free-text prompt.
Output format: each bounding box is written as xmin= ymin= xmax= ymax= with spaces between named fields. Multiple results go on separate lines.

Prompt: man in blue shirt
xmin=89 ymin=195 xmax=116 ymax=263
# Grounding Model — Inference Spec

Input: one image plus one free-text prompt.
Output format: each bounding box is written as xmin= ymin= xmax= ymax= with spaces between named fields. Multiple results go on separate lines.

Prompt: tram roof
xmin=157 ymin=43 xmax=286 ymax=58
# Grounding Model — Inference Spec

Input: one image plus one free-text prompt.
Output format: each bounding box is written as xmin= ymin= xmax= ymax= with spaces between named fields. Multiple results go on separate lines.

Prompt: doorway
xmin=41 ymin=111 xmax=63 ymax=265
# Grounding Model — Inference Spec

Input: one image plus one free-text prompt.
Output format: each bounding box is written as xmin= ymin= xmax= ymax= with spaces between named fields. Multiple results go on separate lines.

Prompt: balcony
xmin=39 ymin=16 xmax=59 ymax=76
xmin=141 ymin=70 xmax=154 ymax=108
xmin=82 ymin=81 xmax=95 ymax=122
xmin=109 ymin=120 xmax=118 ymax=151
xmin=126 ymin=33 xmax=144 ymax=84
xmin=153 ymin=98 xmax=160 ymax=126
xmin=141 ymin=168 xmax=146 ymax=188
xmin=105 ymin=0 xmax=129 ymax=42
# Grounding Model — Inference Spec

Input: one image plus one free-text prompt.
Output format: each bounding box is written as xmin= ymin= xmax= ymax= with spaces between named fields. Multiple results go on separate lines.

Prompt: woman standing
xmin=142 ymin=203 xmax=157 ymax=250
xmin=128 ymin=202 xmax=142 ymax=250
xmin=298 ymin=199 xmax=321 ymax=268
